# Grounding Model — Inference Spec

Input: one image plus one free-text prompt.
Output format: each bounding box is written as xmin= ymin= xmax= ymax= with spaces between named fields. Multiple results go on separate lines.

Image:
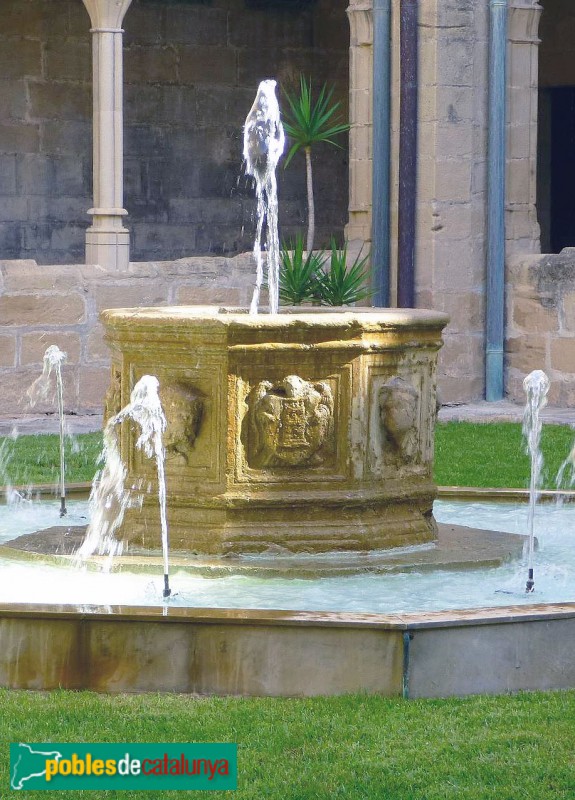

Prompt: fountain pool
xmin=1 ymin=494 xmax=575 ymax=699
xmin=1 ymin=497 xmax=574 ymax=613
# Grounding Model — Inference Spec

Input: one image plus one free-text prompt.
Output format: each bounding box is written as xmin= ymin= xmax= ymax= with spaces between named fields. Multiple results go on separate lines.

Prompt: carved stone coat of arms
xmin=248 ymin=375 xmax=334 ymax=468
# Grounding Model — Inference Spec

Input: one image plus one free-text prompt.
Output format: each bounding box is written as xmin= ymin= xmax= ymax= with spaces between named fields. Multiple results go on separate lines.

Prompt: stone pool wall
xmin=1 ymin=603 xmax=575 ymax=697
xmin=0 ymin=255 xmax=255 ymax=414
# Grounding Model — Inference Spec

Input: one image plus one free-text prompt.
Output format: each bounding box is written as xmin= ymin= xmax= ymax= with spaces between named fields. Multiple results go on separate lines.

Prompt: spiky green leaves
xmin=279 ymin=234 xmax=326 ymax=306
xmin=282 ymin=77 xmax=350 ymax=168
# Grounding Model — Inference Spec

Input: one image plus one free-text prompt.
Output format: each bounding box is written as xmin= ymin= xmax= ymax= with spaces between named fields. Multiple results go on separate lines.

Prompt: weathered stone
xmin=78 ymin=367 xmax=109 ymax=412
xmin=86 ymin=327 xmax=108 ymax=362
xmin=0 ymin=198 xmax=27 ymax=223
xmin=0 ymin=41 xmax=41 ymax=80
xmin=561 ymin=293 xmax=575 ymax=333
xmin=0 ymin=294 xmax=85 ymax=326
xmin=165 ymin=7 xmax=228 ymax=45
xmin=550 ymin=338 xmax=575 ymax=374
xmin=178 ymin=46 xmax=237 ymax=87
xmin=0 ymin=80 xmax=28 ymax=121
xmin=21 ymin=332 xmax=81 ymax=366
xmin=0 ymin=155 xmax=17 ymax=194
xmin=93 ymin=283 xmax=168 ymax=312
xmin=41 ymin=120 xmax=92 ymax=157
xmin=28 ymin=83 xmax=91 ymax=121
xmin=1 ymin=262 xmax=82 ymax=292
xmin=0 ymin=335 xmax=16 ymax=367
xmin=507 ymin=335 xmax=547 ymax=375
xmin=512 ymin=295 xmax=558 ymax=334
xmin=125 ymin=46 xmax=179 ymax=85
xmin=438 ymin=375 xmax=484 ymax=404
xmin=0 ymin=124 xmax=40 ymax=154
xmin=175 ymin=286 xmax=243 ymax=305
xmin=45 ymin=41 xmax=91 ymax=83
xmin=102 ymin=307 xmax=448 ymax=554
xmin=0 ymin=366 xmax=78 ymax=415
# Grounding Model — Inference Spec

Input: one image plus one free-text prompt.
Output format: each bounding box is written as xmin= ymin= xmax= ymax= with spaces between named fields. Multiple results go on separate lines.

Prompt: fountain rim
xmin=1 ymin=599 xmax=574 ymax=630
xmin=100 ymin=305 xmax=450 ymax=332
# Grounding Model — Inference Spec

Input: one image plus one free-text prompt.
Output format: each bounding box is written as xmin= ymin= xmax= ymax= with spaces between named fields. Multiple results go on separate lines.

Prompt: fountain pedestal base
xmin=101 ymin=306 xmax=448 ymax=555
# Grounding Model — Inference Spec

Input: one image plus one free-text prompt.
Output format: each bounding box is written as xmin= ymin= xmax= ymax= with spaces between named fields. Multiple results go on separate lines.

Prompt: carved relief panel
xmin=160 ymin=382 xmax=205 ymax=466
xmin=125 ymin=363 xmax=221 ymax=484
xmin=244 ymin=375 xmax=336 ymax=470
xmin=378 ymin=376 xmax=421 ymax=468
xmin=368 ymin=362 xmax=435 ymax=478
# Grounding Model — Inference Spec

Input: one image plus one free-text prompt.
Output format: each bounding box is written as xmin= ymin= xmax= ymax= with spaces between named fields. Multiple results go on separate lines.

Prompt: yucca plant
xmin=282 ymin=78 xmax=350 ymax=253
xmin=316 ymin=240 xmax=372 ymax=306
xmin=279 ymin=234 xmax=326 ymax=305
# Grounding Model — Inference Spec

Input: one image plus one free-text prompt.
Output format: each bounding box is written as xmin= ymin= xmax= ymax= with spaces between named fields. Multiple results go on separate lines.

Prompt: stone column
xmin=82 ymin=0 xmax=132 ymax=271
xmin=346 ymin=0 xmax=373 ymax=243
xmin=506 ymin=0 xmax=543 ymax=258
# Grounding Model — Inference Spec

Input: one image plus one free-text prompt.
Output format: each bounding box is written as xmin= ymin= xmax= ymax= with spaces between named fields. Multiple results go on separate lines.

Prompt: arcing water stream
xmin=522 ymin=369 xmax=550 ymax=592
xmin=26 ymin=345 xmax=68 ymax=517
xmin=75 ymin=375 xmax=172 ymax=597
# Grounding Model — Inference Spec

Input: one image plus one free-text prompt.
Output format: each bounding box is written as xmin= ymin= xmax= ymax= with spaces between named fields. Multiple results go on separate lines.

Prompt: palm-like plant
xmin=282 ymin=78 xmax=350 ymax=253
xmin=316 ymin=240 xmax=372 ymax=307
xmin=279 ymin=234 xmax=326 ymax=305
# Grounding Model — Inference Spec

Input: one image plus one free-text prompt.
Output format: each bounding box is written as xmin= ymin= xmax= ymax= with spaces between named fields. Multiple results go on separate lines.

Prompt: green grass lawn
xmin=434 ymin=421 xmax=574 ymax=489
xmin=1 ymin=689 xmax=575 ymax=799
xmin=1 ymin=422 xmax=574 ymax=489
xmin=1 ymin=425 xmax=575 ymax=797
xmin=0 ymin=431 xmax=102 ymax=485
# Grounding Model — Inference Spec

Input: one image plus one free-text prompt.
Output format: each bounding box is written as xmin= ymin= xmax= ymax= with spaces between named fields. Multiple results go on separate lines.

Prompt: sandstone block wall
xmin=0 ymin=255 xmax=256 ymax=414
xmin=507 ymin=248 xmax=575 ymax=405
xmin=0 ymin=0 xmax=348 ymax=264
xmin=414 ymin=0 xmax=490 ymax=404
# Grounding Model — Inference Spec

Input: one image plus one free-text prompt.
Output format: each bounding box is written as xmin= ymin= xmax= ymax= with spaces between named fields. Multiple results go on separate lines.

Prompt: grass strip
xmin=1 ymin=688 xmax=574 ymax=799
xmin=434 ymin=421 xmax=574 ymax=489
xmin=0 ymin=431 xmax=102 ymax=486
xmin=0 ymin=421 xmax=573 ymax=490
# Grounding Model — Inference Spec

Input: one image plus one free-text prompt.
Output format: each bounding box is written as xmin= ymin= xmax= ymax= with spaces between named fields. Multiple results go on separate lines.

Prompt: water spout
xmin=522 ymin=369 xmax=550 ymax=593
xmin=26 ymin=345 xmax=68 ymax=517
xmin=243 ymin=79 xmax=285 ymax=315
xmin=77 ymin=375 xmax=172 ymax=597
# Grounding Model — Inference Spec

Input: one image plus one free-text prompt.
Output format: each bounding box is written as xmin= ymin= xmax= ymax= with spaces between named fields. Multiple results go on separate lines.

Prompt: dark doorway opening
xmin=538 ymin=87 xmax=575 ymax=253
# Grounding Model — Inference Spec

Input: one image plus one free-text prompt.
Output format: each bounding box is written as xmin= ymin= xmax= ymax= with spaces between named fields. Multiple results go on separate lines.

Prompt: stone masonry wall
xmin=0 ymin=0 xmax=349 ymax=264
xmin=0 ymin=255 xmax=256 ymax=414
xmin=415 ymin=0 xmax=489 ymax=404
xmin=507 ymin=248 xmax=575 ymax=405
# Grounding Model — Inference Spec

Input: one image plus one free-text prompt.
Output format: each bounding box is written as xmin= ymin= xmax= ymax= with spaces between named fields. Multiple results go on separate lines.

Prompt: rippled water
xmin=0 ymin=498 xmax=573 ymax=613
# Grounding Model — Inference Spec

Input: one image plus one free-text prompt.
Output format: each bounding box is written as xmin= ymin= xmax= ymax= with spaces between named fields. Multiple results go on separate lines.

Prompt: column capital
xmin=82 ymin=0 xmax=133 ymax=30
xmin=508 ymin=1 xmax=542 ymax=43
xmin=347 ymin=1 xmax=373 ymax=48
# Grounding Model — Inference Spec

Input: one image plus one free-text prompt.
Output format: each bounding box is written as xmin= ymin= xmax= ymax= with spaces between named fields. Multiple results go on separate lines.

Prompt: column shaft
xmin=83 ymin=0 xmax=132 ymax=271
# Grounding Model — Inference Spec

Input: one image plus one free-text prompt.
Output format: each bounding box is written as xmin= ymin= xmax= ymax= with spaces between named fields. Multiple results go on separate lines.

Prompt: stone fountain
xmin=2 ymin=79 xmax=570 ymax=702
xmin=101 ymin=306 xmax=448 ymax=556
xmin=97 ymin=79 xmax=448 ymax=558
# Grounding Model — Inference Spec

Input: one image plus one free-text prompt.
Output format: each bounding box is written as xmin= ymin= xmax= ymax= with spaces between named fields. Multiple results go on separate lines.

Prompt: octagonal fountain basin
xmin=101 ymin=306 xmax=448 ymax=555
xmin=1 ymin=496 xmax=575 ymax=698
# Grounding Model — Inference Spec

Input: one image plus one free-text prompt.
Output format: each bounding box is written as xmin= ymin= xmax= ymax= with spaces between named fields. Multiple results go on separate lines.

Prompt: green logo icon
xmin=10 ymin=743 xmax=237 ymax=791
